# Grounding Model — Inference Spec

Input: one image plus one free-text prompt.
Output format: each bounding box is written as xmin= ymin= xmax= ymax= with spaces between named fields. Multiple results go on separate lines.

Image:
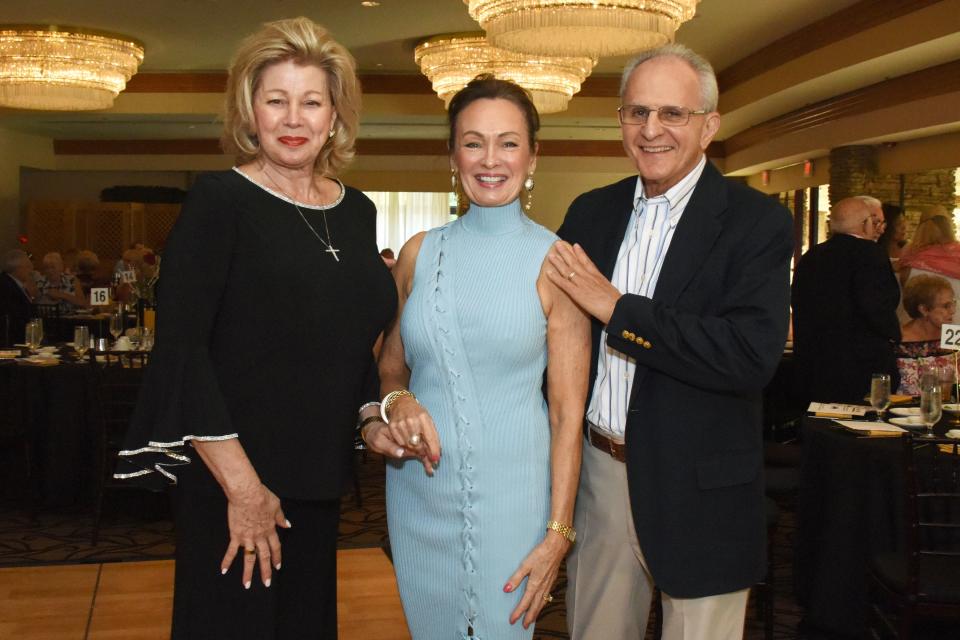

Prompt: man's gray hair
xmin=619 ymin=43 xmax=719 ymax=112
xmin=2 ymin=249 xmax=29 ymax=274
xmin=855 ymin=195 xmax=882 ymax=210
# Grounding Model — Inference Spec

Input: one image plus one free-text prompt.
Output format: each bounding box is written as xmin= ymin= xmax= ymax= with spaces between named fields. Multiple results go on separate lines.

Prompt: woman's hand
xmin=505 ymin=533 xmax=571 ymax=628
xmin=220 ymin=482 xmax=290 ymax=589
xmin=383 ymin=396 xmax=441 ymax=475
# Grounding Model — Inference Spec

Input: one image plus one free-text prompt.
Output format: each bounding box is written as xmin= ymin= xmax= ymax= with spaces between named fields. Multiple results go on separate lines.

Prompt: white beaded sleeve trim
xmin=114 ymin=433 xmax=239 ymax=482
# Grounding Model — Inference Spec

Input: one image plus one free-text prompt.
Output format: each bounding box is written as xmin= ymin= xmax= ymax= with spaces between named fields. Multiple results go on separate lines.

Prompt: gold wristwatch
xmin=547 ymin=520 xmax=576 ymax=544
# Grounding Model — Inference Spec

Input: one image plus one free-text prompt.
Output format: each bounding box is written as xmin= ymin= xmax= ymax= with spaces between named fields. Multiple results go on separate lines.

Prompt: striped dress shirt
xmin=586 ymin=156 xmax=707 ymax=437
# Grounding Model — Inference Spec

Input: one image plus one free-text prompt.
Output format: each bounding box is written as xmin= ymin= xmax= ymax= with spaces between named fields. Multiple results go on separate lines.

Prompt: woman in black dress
xmin=116 ymin=17 xmax=396 ymax=638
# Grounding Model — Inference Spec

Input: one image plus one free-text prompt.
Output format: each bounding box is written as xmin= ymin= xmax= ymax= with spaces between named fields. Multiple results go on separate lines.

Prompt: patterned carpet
xmin=0 ymin=451 xmax=806 ymax=639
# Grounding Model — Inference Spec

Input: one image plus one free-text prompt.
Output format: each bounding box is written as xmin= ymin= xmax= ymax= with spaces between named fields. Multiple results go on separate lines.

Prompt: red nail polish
xmin=431 ymin=455 xmax=440 ymax=463
xmin=503 ymin=583 xmax=513 ymax=593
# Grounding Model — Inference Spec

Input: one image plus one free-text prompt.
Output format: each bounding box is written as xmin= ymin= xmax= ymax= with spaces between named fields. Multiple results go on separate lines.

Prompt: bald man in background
xmin=791 ymin=196 xmax=901 ymax=403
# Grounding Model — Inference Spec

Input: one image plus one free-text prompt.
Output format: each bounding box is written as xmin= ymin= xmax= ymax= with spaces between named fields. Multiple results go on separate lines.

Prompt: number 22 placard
xmin=940 ymin=323 xmax=960 ymax=350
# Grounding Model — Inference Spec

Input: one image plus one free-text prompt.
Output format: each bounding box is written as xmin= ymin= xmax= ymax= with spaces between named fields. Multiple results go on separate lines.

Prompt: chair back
xmin=31 ymin=303 xmax=63 ymax=342
xmin=902 ymin=434 xmax=960 ymax=594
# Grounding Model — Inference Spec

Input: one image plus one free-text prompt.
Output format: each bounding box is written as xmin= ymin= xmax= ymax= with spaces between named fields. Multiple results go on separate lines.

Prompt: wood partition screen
xmin=26 ymin=201 xmax=181 ymax=264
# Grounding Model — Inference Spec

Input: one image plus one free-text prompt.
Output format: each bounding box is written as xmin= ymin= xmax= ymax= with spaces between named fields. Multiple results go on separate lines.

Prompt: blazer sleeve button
xmin=643 ymin=341 xmax=652 ymax=349
xmin=621 ymin=330 xmax=631 ymax=340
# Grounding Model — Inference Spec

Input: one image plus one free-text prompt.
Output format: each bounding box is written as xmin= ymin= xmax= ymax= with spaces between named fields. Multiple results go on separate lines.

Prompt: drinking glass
xmin=109 ymin=312 xmax=123 ymax=344
xmin=919 ymin=368 xmax=942 ymax=439
xmin=73 ymin=326 xmax=89 ymax=359
xmin=870 ymin=373 xmax=891 ymax=421
xmin=25 ymin=319 xmax=43 ymax=352
xmin=140 ymin=328 xmax=154 ymax=351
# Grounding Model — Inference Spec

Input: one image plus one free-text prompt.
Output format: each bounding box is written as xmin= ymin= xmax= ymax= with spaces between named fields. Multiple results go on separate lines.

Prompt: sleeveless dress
xmin=387 ymin=200 xmax=558 ymax=639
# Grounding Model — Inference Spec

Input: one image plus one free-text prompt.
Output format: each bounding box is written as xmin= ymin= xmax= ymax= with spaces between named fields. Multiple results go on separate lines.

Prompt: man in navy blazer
xmin=548 ymin=44 xmax=793 ymax=639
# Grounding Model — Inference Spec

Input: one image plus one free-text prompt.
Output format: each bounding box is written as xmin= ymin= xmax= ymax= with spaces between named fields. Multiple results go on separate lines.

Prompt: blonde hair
xmin=907 ymin=205 xmax=956 ymax=252
xmin=221 ymin=17 xmax=361 ymax=177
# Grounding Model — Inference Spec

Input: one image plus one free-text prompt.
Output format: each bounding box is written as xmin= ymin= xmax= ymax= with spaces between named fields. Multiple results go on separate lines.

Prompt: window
xmin=364 ymin=191 xmax=456 ymax=253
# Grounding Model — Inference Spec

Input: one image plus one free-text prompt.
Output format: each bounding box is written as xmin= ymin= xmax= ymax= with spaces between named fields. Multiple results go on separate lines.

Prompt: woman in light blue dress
xmin=366 ymin=77 xmax=590 ymax=639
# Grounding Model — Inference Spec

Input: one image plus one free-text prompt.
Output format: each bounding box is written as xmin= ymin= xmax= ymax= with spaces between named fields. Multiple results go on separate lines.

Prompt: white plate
xmin=889 ymin=407 xmax=921 ymax=416
xmin=947 ymin=429 xmax=960 ymax=439
xmin=889 ymin=416 xmax=926 ymax=428
xmin=942 ymin=403 xmax=960 ymax=414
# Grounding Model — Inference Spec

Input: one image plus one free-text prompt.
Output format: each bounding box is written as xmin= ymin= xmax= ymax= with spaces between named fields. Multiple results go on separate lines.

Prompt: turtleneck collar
xmin=460 ymin=199 xmax=527 ymax=236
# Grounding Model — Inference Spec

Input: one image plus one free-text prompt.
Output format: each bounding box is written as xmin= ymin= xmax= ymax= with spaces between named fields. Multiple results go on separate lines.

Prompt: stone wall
xmin=829 ymin=145 xmax=957 ymax=233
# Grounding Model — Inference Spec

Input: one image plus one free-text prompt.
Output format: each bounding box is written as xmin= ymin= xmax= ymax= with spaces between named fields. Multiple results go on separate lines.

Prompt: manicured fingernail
xmin=221 ymin=567 xmax=228 ymax=575
xmin=264 ymin=578 xmax=271 ymax=588
xmin=275 ymin=563 xmax=282 ymax=571
xmin=503 ymin=582 xmax=513 ymax=593
xmin=244 ymin=581 xmax=251 ymax=590
xmin=285 ymin=519 xmax=292 ymax=528
xmin=431 ymin=455 xmax=440 ymax=463
xmin=396 ymin=448 xmax=405 ymax=457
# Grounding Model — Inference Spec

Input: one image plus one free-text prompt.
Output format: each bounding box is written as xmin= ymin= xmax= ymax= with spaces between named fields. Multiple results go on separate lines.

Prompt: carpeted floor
xmin=0 ymin=451 xmax=805 ymax=639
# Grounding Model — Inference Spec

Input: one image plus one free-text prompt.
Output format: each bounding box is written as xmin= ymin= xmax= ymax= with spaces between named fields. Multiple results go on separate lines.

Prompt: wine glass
xmin=870 ymin=373 xmax=891 ymax=422
xmin=108 ymin=312 xmax=123 ymax=346
xmin=74 ymin=325 xmax=90 ymax=359
xmin=919 ymin=368 xmax=942 ymax=439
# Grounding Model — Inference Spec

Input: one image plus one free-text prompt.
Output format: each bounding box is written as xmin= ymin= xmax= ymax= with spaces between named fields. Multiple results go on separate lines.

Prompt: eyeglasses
xmin=617 ymin=105 xmax=709 ymax=126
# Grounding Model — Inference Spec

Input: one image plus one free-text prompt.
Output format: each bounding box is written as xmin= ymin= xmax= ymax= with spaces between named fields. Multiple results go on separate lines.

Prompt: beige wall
xmin=33 ymin=153 xmax=636 ymax=234
xmin=0 ymin=127 xmax=55 ymax=246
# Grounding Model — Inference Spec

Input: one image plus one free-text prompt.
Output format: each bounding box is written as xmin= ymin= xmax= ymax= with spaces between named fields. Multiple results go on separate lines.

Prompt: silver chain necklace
xmin=263 ymin=170 xmax=341 ymax=262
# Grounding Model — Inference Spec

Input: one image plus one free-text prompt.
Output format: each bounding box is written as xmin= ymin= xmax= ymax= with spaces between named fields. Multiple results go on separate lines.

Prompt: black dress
xmin=117 ymin=169 xmax=397 ymax=638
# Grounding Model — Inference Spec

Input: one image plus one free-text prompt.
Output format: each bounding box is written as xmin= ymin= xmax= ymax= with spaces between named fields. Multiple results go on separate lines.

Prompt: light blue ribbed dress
xmin=386 ymin=200 xmax=557 ymax=639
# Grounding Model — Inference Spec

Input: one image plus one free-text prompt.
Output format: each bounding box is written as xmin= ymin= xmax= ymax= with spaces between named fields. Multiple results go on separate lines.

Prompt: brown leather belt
xmin=588 ymin=424 xmax=626 ymax=463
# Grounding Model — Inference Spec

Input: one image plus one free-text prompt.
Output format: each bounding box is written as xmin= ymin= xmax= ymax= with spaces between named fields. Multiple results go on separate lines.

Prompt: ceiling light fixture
xmin=414 ymin=32 xmax=594 ymax=114
xmin=464 ymin=0 xmax=700 ymax=58
xmin=0 ymin=25 xmax=144 ymax=111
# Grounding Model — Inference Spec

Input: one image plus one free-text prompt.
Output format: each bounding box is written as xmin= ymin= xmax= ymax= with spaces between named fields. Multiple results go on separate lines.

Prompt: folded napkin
xmin=832 ymin=419 xmax=906 ymax=437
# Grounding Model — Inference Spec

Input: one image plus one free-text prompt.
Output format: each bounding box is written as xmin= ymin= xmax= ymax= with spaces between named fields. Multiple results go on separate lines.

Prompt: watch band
xmin=546 ymin=520 xmax=576 ymax=544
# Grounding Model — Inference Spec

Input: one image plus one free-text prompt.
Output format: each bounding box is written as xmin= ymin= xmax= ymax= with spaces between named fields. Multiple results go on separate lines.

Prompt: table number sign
xmin=90 ymin=287 xmax=110 ymax=306
xmin=119 ymin=269 xmax=137 ymax=284
xmin=940 ymin=323 xmax=960 ymax=351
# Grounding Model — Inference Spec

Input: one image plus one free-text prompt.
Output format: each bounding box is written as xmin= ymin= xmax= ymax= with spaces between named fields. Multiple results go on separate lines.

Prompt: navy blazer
xmin=558 ymin=161 xmax=794 ymax=598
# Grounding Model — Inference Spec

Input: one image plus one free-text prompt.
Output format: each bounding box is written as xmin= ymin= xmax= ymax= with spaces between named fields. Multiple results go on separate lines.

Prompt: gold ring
xmin=408 ymin=433 xmax=422 ymax=447
xmin=542 ymin=593 xmax=554 ymax=603
xmin=568 ymin=272 xmax=576 ymax=280
xmin=244 ymin=548 xmax=256 ymax=556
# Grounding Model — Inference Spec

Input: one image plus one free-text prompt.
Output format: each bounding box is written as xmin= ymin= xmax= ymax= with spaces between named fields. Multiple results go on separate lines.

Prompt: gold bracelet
xmin=359 ymin=415 xmax=385 ymax=445
xmin=380 ymin=389 xmax=417 ymax=423
xmin=546 ymin=520 xmax=576 ymax=544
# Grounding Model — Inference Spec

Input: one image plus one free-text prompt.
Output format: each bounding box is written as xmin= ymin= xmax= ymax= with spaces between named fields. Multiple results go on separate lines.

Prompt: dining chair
xmin=31 ymin=302 xmax=63 ymax=342
xmin=868 ymin=434 xmax=960 ymax=639
xmin=87 ymin=348 xmax=150 ymax=545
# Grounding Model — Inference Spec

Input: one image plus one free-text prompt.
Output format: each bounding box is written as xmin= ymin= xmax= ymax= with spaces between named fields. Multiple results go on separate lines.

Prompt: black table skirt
xmin=795 ymin=418 xmax=906 ymax=637
xmin=0 ymin=356 xmax=99 ymax=507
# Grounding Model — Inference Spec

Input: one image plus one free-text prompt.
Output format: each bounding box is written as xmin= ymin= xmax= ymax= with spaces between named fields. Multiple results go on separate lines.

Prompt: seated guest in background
xmin=792 ymin=196 xmax=901 ymax=403
xmin=0 ymin=249 xmax=36 ymax=345
xmin=75 ymin=249 xmax=101 ymax=294
xmin=896 ymin=274 xmax=956 ymax=395
xmin=34 ymin=252 xmax=88 ymax=312
xmin=113 ymin=243 xmax=145 ymax=278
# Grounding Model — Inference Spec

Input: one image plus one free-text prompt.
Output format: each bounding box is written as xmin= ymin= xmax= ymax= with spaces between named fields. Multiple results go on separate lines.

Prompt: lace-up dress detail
xmin=387 ymin=201 xmax=557 ymax=639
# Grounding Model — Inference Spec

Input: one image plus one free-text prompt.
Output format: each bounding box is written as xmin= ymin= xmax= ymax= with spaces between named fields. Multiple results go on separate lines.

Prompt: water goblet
xmin=870 ymin=373 xmax=891 ymax=422
xmin=73 ymin=326 xmax=90 ymax=359
xmin=108 ymin=312 xmax=123 ymax=346
xmin=919 ymin=368 xmax=943 ymax=439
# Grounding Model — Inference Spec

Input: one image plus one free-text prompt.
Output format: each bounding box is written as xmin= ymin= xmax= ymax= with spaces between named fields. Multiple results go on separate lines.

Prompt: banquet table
xmin=794 ymin=415 xmax=955 ymax=637
xmin=0 ymin=349 xmax=103 ymax=507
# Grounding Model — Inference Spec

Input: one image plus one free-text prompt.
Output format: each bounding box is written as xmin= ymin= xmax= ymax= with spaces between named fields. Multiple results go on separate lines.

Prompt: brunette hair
xmin=903 ymin=274 xmax=953 ymax=319
xmin=446 ymin=74 xmax=540 ymax=151
xmin=221 ymin=16 xmax=360 ymax=176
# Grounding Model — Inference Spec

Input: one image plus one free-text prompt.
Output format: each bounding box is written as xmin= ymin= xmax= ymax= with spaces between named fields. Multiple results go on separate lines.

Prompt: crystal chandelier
xmin=414 ymin=33 xmax=594 ymax=114
xmin=465 ymin=0 xmax=700 ymax=58
xmin=0 ymin=25 xmax=144 ymax=111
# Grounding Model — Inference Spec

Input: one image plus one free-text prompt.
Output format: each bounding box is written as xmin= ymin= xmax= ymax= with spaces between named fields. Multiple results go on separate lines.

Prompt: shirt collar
xmin=632 ymin=155 xmax=707 ymax=226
